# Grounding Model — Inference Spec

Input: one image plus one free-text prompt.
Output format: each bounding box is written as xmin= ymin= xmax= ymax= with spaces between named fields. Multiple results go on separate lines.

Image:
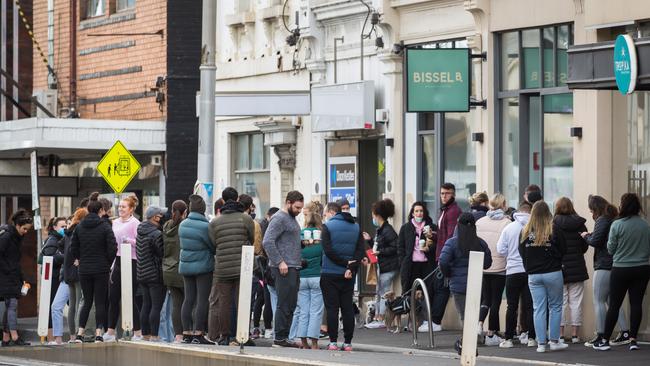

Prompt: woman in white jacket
xmin=476 ymin=193 xmax=511 ymax=346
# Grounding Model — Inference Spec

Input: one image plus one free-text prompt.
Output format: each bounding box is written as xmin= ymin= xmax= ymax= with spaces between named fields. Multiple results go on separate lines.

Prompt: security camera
xmin=392 ymin=42 xmax=404 ymax=55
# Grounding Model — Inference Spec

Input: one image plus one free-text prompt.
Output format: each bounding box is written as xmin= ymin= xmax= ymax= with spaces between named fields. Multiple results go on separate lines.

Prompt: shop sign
xmin=328 ymin=156 xmax=357 ymax=217
xmin=614 ymin=34 xmax=637 ymax=95
xmin=406 ymin=48 xmax=470 ymax=112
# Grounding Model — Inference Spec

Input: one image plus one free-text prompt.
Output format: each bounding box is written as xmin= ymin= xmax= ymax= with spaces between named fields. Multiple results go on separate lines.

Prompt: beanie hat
xmin=189 ymin=194 xmax=206 ymax=214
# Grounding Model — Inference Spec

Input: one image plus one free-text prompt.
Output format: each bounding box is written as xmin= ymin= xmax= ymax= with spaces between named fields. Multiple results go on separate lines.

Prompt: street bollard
xmin=37 ymin=256 xmax=54 ymax=343
xmin=460 ymin=251 xmax=485 ymax=366
xmin=120 ymin=242 xmax=134 ymax=339
xmin=236 ymin=245 xmax=255 ymax=353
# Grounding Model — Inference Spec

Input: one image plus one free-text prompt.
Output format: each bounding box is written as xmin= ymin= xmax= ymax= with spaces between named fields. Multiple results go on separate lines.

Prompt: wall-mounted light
xmin=570 ymin=127 xmax=583 ymax=138
xmin=375 ymin=36 xmax=384 ymax=49
xmin=471 ymin=132 xmax=484 ymax=143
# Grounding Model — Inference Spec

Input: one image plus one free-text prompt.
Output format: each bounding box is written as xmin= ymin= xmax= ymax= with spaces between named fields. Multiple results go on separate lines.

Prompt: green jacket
xmin=209 ymin=204 xmax=255 ymax=281
xmin=162 ymin=220 xmax=184 ymax=288
xmin=608 ymin=215 xmax=650 ymax=268
xmin=300 ymin=228 xmax=322 ymax=278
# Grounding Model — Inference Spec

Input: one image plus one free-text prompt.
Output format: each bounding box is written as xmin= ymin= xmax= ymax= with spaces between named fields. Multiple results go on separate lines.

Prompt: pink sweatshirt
xmin=112 ymin=216 xmax=140 ymax=260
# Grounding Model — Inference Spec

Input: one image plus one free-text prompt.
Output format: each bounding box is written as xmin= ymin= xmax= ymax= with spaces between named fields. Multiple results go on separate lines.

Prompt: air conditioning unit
xmin=33 ymin=89 xmax=58 ymax=117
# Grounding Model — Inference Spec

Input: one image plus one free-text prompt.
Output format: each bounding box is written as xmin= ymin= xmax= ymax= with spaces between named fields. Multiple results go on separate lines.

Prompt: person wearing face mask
xmin=105 ymin=195 xmax=142 ymax=342
xmin=363 ymin=198 xmax=399 ymax=329
xmin=71 ymin=193 xmax=118 ymax=342
xmin=41 ymin=216 xmax=67 ymax=343
xmin=1 ymin=210 xmax=34 ymax=347
xmin=262 ymin=191 xmax=304 ymax=348
xmin=398 ymin=201 xmax=437 ymax=331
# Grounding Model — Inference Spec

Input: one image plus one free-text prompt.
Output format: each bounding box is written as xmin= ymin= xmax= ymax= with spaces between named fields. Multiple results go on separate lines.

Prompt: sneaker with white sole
xmin=584 ymin=335 xmax=600 ymax=347
xmin=611 ymin=331 xmax=631 ymax=346
xmin=536 ymin=344 xmax=546 ymax=353
xmin=593 ymin=338 xmax=610 ymax=351
xmin=528 ymin=339 xmax=538 ymax=347
xmin=571 ymin=336 xmax=581 ymax=344
xmin=364 ymin=320 xmax=385 ymax=329
xmin=518 ymin=332 xmax=529 ymax=344
xmin=264 ymin=329 xmax=273 ymax=339
xmin=550 ymin=341 xmax=569 ymax=351
xmin=431 ymin=322 xmax=442 ymax=332
xmin=131 ymin=335 xmax=144 ymax=341
xmin=629 ymin=340 xmax=639 ymax=351
xmin=417 ymin=321 xmax=429 ymax=332
xmin=499 ymin=339 xmax=514 ymax=348
xmin=102 ymin=333 xmax=117 ymax=343
xmin=485 ymin=334 xmax=503 ymax=346
xmin=477 ymin=322 xmax=484 ymax=336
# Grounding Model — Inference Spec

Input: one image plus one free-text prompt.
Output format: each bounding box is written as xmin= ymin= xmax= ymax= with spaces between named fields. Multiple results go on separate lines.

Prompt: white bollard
xmin=236 ymin=245 xmax=255 ymax=350
xmin=120 ymin=242 xmax=134 ymax=338
xmin=37 ymin=255 xmax=54 ymax=342
xmin=460 ymin=251 xmax=485 ymax=366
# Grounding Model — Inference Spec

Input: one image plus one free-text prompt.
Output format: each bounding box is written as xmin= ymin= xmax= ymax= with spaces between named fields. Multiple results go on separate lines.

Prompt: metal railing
xmin=410 ymin=278 xmax=434 ymax=348
xmin=628 ymin=169 xmax=648 ymax=215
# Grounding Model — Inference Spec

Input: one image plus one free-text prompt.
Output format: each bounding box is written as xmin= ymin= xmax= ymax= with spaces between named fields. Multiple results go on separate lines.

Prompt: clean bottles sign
xmin=614 ymin=34 xmax=638 ymax=95
xmin=406 ymin=48 xmax=470 ymax=112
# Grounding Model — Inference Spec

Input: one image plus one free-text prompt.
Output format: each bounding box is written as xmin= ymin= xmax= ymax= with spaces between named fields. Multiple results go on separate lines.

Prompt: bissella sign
xmin=406 ymin=48 xmax=471 ymax=112
xmin=614 ymin=34 xmax=638 ymax=95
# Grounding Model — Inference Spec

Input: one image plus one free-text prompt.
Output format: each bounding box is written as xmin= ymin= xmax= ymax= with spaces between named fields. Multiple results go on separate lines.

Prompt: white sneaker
xmin=102 ymin=333 xmax=116 ymax=343
xmin=550 ymin=341 xmax=569 ymax=351
xmin=364 ymin=320 xmax=386 ymax=329
xmin=499 ymin=339 xmax=514 ymax=348
xmin=264 ymin=329 xmax=273 ymax=339
xmin=131 ymin=335 xmax=144 ymax=341
xmin=528 ymin=339 xmax=538 ymax=347
xmin=537 ymin=344 xmax=546 ymax=353
xmin=518 ymin=332 xmax=529 ymax=344
xmin=431 ymin=322 xmax=442 ymax=332
xmin=417 ymin=321 xmax=430 ymax=332
xmin=485 ymin=334 xmax=503 ymax=346
xmin=477 ymin=322 xmax=484 ymax=336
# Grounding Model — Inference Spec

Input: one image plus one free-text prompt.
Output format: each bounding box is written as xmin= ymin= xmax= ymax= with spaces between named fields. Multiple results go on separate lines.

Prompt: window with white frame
xmin=231 ymin=133 xmax=271 ymax=215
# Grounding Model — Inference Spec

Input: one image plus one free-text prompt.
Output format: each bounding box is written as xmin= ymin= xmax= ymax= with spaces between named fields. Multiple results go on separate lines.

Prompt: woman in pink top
xmin=104 ymin=195 xmax=142 ymax=341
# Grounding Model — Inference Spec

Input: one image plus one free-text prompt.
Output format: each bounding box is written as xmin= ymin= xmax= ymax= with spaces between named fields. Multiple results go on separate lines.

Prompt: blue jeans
xmin=268 ymin=285 xmax=278 ymax=337
xmin=158 ymin=290 xmax=174 ymax=342
xmin=51 ymin=284 xmax=70 ymax=337
xmin=528 ymin=271 xmax=563 ymax=344
xmin=377 ymin=270 xmax=397 ymax=316
xmin=289 ymin=277 xmax=324 ymax=340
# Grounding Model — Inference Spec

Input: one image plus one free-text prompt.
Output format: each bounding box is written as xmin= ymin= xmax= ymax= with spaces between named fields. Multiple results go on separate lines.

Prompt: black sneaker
xmin=8 ymin=338 xmax=30 ymax=346
xmin=319 ymin=330 xmax=329 ymax=339
xmin=94 ymin=336 xmax=104 ymax=343
xmin=592 ymin=338 xmax=610 ymax=351
xmin=182 ymin=335 xmax=193 ymax=344
xmin=251 ymin=328 xmax=261 ymax=339
xmin=216 ymin=336 xmax=231 ymax=346
xmin=629 ymin=340 xmax=639 ymax=351
xmin=272 ymin=339 xmax=299 ymax=348
xmin=584 ymin=335 xmax=601 ymax=347
xmin=611 ymin=331 xmax=631 ymax=346
xmin=191 ymin=335 xmax=216 ymax=345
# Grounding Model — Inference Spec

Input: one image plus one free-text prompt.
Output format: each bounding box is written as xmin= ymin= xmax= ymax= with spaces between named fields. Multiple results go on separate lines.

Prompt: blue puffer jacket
xmin=179 ymin=212 xmax=215 ymax=276
xmin=439 ymin=230 xmax=492 ymax=295
xmin=322 ymin=213 xmax=363 ymax=276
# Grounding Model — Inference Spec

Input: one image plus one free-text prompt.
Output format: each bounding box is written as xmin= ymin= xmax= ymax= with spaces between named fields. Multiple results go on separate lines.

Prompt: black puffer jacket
xmin=0 ymin=225 xmax=24 ymax=299
xmin=42 ymin=230 xmax=65 ymax=281
xmin=71 ymin=213 xmax=117 ymax=276
xmin=62 ymin=225 xmax=79 ymax=284
xmin=136 ymin=221 xmax=164 ymax=284
xmin=585 ymin=216 xmax=615 ymax=271
xmin=370 ymin=222 xmax=400 ymax=274
xmin=554 ymin=214 xmax=589 ymax=283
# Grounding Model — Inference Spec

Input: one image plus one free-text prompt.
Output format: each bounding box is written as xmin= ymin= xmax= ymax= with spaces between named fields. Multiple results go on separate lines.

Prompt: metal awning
xmin=0 ymin=117 xmax=166 ymax=160
xmin=568 ymin=36 xmax=650 ymax=90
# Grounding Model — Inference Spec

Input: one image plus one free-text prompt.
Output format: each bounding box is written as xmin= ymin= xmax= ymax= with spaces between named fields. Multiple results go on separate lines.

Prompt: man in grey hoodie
xmin=496 ymin=201 xmax=536 ymax=348
xmin=262 ymin=191 xmax=304 ymax=348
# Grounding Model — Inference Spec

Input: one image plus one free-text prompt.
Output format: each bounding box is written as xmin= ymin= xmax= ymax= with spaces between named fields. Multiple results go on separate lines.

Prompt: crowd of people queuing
xmin=0 ymin=183 xmax=649 ymax=353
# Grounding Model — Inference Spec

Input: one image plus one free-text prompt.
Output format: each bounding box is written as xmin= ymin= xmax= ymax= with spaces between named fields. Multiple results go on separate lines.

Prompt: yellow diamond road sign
xmin=97 ymin=141 xmax=141 ymax=194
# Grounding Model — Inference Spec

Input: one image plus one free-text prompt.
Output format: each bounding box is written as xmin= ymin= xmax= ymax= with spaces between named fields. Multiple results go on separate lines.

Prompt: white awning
xmin=0 ymin=117 xmax=166 ymax=159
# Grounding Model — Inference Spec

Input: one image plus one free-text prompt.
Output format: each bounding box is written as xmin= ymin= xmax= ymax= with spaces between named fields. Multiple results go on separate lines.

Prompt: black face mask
xmin=250 ymin=213 xmax=256 ymax=220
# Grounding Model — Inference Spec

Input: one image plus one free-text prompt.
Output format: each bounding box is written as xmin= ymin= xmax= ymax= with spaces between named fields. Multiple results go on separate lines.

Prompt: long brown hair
xmin=521 ymin=201 xmax=553 ymax=246
xmin=554 ymin=197 xmax=577 ymax=216
xmin=588 ymin=195 xmax=618 ymax=220
xmin=170 ymin=200 xmax=188 ymax=227
xmin=304 ymin=201 xmax=323 ymax=229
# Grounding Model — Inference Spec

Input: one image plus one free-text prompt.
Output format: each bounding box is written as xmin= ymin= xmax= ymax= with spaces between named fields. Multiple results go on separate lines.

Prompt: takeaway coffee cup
xmin=303 ymin=230 xmax=312 ymax=240
xmin=21 ymin=282 xmax=30 ymax=296
xmin=419 ymin=239 xmax=427 ymax=249
xmin=313 ymin=230 xmax=322 ymax=240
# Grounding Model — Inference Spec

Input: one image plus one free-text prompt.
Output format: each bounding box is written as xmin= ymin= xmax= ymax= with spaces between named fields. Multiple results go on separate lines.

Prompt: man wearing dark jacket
xmin=208 ymin=187 xmax=255 ymax=345
xmin=320 ymin=202 xmax=365 ymax=351
xmin=136 ymin=206 xmax=166 ymax=341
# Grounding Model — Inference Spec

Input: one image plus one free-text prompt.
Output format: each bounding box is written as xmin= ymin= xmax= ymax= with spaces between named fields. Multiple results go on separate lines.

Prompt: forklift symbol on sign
xmin=115 ymin=157 xmax=130 ymax=176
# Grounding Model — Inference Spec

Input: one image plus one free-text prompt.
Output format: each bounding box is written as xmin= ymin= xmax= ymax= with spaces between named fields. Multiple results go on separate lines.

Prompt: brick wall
xmin=32 ymin=0 xmax=167 ymax=121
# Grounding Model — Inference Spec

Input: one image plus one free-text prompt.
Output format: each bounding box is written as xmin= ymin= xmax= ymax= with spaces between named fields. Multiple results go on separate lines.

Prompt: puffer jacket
xmin=62 ymin=225 xmax=79 ymax=284
xmin=179 ymin=212 xmax=214 ymax=276
xmin=208 ymin=201 xmax=255 ymax=281
xmin=439 ymin=231 xmax=492 ymax=294
xmin=585 ymin=216 xmax=614 ymax=271
xmin=0 ymin=225 xmax=24 ymax=299
xmin=71 ymin=213 xmax=117 ymax=276
xmin=42 ymin=230 xmax=65 ymax=280
xmin=136 ymin=221 xmax=164 ymax=284
xmin=554 ymin=214 xmax=589 ymax=283
xmin=476 ymin=210 xmax=510 ymax=273
xmin=372 ymin=222 xmax=400 ymax=274
xmin=162 ymin=220 xmax=184 ymax=288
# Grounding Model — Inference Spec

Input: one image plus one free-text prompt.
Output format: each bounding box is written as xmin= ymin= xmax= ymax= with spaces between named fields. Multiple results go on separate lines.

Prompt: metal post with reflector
xmin=236 ymin=245 xmax=255 ymax=352
xmin=37 ymin=255 xmax=54 ymax=343
xmin=120 ymin=242 xmax=134 ymax=339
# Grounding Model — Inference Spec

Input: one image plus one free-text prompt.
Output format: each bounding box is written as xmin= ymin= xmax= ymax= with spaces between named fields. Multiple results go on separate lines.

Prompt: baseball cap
xmin=145 ymin=205 xmax=167 ymax=220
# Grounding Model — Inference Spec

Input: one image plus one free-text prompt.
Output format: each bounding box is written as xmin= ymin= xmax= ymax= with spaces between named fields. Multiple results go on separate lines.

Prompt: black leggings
xmin=79 ymin=272 xmax=110 ymax=331
xmin=169 ymin=286 xmax=184 ymax=336
xmin=504 ymin=272 xmax=535 ymax=340
xmin=140 ymin=283 xmax=166 ymax=336
xmin=479 ymin=273 xmax=506 ymax=332
xmin=182 ymin=273 xmax=212 ymax=333
xmin=321 ymin=275 xmax=355 ymax=344
xmin=603 ymin=265 xmax=650 ymax=339
xmin=108 ymin=259 xmax=142 ymax=331
xmin=253 ymin=284 xmax=273 ymax=329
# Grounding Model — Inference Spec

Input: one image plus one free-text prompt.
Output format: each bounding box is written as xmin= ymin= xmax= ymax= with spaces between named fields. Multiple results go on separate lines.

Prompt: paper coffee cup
xmin=303 ymin=230 xmax=312 ymax=240
xmin=21 ymin=283 xmax=30 ymax=296
xmin=313 ymin=230 xmax=322 ymax=240
xmin=419 ymin=239 xmax=426 ymax=249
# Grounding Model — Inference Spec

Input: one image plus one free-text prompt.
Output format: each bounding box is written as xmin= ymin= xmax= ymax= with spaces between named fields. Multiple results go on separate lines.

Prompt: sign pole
xmin=460 ymin=251 xmax=485 ymax=366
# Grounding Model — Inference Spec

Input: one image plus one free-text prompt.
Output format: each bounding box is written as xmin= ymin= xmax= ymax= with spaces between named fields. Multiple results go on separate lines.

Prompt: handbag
xmin=365 ymin=262 xmax=378 ymax=285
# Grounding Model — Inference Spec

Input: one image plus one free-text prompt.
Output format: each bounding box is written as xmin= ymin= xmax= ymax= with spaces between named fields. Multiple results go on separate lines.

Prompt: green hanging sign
xmin=406 ymin=48 xmax=471 ymax=112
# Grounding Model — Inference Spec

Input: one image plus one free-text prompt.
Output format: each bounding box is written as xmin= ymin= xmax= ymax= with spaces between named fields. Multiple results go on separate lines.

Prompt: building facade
xmin=214 ymin=0 xmax=650 ymax=340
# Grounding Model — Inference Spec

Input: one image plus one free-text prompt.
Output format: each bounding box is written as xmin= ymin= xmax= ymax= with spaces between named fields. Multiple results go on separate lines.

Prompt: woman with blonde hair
xmin=470 ymin=192 xmax=490 ymax=221
xmin=518 ymin=201 xmax=568 ymax=353
xmin=476 ymin=193 xmax=511 ymax=345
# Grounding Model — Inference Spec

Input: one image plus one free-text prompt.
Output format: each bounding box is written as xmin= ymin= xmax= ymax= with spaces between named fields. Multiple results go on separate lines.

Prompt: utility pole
xmin=195 ymin=0 xmax=217 ymax=217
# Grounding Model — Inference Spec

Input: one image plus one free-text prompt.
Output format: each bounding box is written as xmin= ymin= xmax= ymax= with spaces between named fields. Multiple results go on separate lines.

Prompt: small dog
xmin=383 ymin=291 xmax=401 ymax=333
xmin=364 ymin=300 xmax=377 ymax=326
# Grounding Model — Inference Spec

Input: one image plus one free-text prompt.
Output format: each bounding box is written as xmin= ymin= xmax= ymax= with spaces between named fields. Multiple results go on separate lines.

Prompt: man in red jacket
xmin=428 ymin=183 xmax=462 ymax=332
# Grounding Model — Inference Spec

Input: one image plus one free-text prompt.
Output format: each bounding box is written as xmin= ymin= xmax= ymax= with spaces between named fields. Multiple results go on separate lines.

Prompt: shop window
xmin=500 ymin=31 xmax=519 ymax=91
xmin=444 ymin=113 xmax=476 ymax=210
xmin=231 ymin=133 xmax=270 ymax=215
